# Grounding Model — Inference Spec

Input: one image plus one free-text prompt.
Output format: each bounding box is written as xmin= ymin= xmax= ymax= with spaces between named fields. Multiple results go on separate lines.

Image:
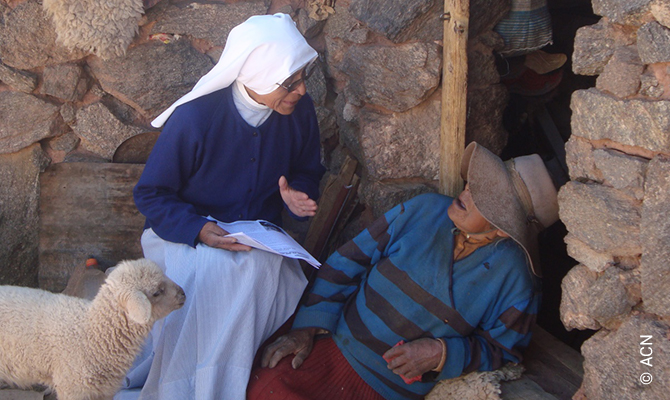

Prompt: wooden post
xmin=439 ymin=0 xmax=469 ymax=197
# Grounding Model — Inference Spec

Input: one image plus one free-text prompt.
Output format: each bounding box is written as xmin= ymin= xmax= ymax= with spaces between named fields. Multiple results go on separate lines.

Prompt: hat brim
xmin=461 ymin=142 xmax=542 ymax=277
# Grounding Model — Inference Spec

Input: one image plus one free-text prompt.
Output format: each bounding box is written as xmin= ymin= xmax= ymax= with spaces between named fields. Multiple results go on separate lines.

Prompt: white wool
xmin=43 ymin=0 xmax=144 ymax=59
xmin=0 ymin=258 xmax=184 ymax=400
xmin=426 ymin=363 xmax=525 ymax=400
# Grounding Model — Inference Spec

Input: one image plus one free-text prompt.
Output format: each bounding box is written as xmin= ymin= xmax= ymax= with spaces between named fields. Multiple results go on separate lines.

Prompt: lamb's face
xmin=107 ymin=258 xmax=186 ymax=324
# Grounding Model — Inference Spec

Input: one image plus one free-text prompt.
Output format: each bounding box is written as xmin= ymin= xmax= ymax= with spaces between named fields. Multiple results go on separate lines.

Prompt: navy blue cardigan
xmin=134 ymin=85 xmax=325 ymax=247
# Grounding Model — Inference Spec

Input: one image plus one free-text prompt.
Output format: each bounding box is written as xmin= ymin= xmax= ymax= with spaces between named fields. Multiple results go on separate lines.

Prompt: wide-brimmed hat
xmin=461 ymin=142 xmax=559 ymax=277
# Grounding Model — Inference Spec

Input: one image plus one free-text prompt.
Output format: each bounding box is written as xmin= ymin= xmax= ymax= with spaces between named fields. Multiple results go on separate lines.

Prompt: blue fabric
xmin=292 ymin=193 xmax=541 ymax=400
xmin=134 ymin=85 xmax=325 ymax=247
xmin=494 ymin=0 xmax=552 ymax=56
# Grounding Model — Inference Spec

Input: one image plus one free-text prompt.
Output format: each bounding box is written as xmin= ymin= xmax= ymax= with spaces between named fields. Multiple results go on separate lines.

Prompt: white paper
xmin=210 ymin=218 xmax=321 ymax=268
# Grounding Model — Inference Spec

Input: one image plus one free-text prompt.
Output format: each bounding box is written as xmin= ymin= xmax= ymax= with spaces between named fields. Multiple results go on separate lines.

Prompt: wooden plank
xmin=302 ymin=156 xmax=358 ymax=261
xmin=521 ymin=325 xmax=584 ymax=400
xmin=501 ymin=376 xmax=559 ymax=400
xmin=439 ymin=0 xmax=469 ymax=197
xmin=38 ymin=162 xmax=145 ymax=292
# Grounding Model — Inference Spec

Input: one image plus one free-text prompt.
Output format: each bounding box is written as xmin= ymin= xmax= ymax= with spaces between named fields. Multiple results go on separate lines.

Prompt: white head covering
xmin=151 ymin=13 xmax=318 ymax=128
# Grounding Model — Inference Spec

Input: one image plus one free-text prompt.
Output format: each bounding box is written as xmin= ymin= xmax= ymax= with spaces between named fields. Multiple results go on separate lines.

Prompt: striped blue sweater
xmin=293 ymin=193 xmax=540 ymax=400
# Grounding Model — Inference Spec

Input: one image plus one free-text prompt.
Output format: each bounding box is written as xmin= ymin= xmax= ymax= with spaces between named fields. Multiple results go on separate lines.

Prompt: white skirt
xmin=114 ymin=229 xmax=308 ymax=400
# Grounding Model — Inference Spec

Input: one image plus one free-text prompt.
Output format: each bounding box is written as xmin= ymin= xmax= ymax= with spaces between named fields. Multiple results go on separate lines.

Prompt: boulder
xmin=0 ymin=91 xmax=69 ymax=155
xmin=72 ymin=102 xmax=144 ymax=160
xmin=88 ymin=39 xmax=213 ymax=120
xmin=638 ymin=22 xmax=670 ymax=64
xmin=41 ymin=63 xmax=90 ymax=102
xmin=596 ymin=45 xmax=644 ymax=98
xmin=0 ymin=63 xmax=37 ymax=93
xmin=641 ymin=155 xmax=670 ymax=317
xmin=560 ymin=264 xmax=601 ymax=331
xmin=592 ymin=0 xmax=653 ymax=25
xmin=571 ymin=88 xmax=670 ymax=153
xmin=558 ymin=181 xmax=642 ymax=256
xmin=0 ymin=144 xmax=50 ymax=287
xmin=0 ymin=0 xmax=86 ymax=70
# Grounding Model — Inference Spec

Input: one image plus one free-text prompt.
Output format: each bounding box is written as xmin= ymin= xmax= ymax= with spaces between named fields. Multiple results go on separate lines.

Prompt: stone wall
xmin=0 ymin=0 xmax=511 ymax=287
xmin=560 ymin=0 xmax=670 ymax=397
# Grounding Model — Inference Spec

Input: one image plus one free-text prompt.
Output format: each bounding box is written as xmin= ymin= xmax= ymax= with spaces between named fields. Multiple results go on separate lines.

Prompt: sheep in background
xmin=0 ymin=258 xmax=185 ymax=400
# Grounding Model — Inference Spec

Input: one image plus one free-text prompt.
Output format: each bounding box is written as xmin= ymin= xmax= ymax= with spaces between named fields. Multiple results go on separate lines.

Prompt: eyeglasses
xmin=277 ymin=63 xmax=317 ymax=93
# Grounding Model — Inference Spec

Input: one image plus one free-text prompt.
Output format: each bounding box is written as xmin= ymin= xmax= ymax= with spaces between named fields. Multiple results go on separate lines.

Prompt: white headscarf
xmin=151 ymin=13 xmax=318 ymax=128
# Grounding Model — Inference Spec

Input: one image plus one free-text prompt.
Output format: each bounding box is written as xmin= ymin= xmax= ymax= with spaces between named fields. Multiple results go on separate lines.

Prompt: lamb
xmin=0 ymin=258 xmax=185 ymax=400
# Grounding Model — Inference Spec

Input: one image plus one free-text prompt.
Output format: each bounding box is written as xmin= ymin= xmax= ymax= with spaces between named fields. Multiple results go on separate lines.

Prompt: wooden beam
xmin=439 ymin=0 xmax=469 ymax=196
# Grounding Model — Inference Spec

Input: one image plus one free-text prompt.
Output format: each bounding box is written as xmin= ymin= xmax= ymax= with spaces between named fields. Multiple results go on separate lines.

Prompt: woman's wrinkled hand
xmin=278 ymin=176 xmax=318 ymax=217
xmin=261 ymin=328 xmax=319 ymax=369
xmin=383 ymin=338 xmax=445 ymax=379
xmin=197 ymin=221 xmax=252 ymax=251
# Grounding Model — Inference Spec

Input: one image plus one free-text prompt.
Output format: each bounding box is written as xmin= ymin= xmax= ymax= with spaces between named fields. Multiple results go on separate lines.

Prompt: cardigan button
xmin=250 ymin=157 xmax=256 ymax=162
xmin=252 ymin=131 xmax=258 ymax=137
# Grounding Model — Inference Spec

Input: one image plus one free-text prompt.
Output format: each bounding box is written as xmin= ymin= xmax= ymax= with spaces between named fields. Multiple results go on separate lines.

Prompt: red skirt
xmin=247 ymin=337 xmax=385 ymax=400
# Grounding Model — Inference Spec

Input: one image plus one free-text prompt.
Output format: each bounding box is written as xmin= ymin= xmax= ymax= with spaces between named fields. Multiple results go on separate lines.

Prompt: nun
xmin=116 ymin=13 xmax=325 ymax=400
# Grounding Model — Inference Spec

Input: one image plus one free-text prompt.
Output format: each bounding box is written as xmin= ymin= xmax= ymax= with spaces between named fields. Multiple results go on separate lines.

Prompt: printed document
xmin=211 ymin=219 xmax=321 ymax=268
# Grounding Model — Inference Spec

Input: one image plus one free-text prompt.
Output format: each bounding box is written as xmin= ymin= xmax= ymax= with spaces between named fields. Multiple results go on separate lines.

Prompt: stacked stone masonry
xmin=562 ymin=0 xmax=669 ymax=398
xmin=0 ymin=0 xmax=512 ymax=286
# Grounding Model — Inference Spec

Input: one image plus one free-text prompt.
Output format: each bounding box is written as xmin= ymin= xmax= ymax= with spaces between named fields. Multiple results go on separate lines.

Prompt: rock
xmin=641 ymin=155 xmax=670 ymax=317
xmin=470 ymin=0 xmax=513 ymax=39
xmin=323 ymin=4 xmax=369 ymax=44
xmin=592 ymin=0 xmax=653 ymax=25
xmin=466 ymin=85 xmax=509 ymax=155
xmin=0 ymin=144 xmax=50 ymax=287
xmin=560 ymin=264 xmax=601 ymax=331
xmin=571 ymin=88 xmax=670 ymax=153
xmin=593 ymin=148 xmax=648 ymax=200
xmin=350 ymin=92 xmax=441 ymax=181
xmin=0 ymin=0 xmax=86 ymax=70
xmin=42 ymin=131 xmax=81 ymax=163
xmin=348 ymin=0 xmax=442 ymax=43
xmin=558 ymin=181 xmax=642 ymax=256
xmin=468 ymin=40 xmax=501 ymax=88
xmin=73 ymin=102 xmax=144 ymax=160
xmin=151 ymin=1 xmax=267 ymax=47
xmin=565 ymin=234 xmax=614 ymax=273
xmin=640 ymin=68 xmax=664 ymax=98
xmin=339 ymin=42 xmax=441 ymax=112
xmin=359 ymin=179 xmax=437 ymax=218
xmin=565 ymin=135 xmax=602 ymax=182
xmin=651 ymin=0 xmax=670 ymax=28
xmin=572 ymin=20 xmax=624 ymax=76
xmin=0 ymin=63 xmax=37 ymax=93
xmin=588 ymin=266 xmax=633 ymax=329
xmin=638 ymin=22 xmax=670 ymax=64
xmin=580 ymin=314 xmax=669 ymax=400
xmin=88 ymin=39 xmax=213 ymax=120
xmin=41 ymin=63 xmax=90 ymax=102
xmin=306 ymin=62 xmax=328 ymax=107
xmin=596 ymin=45 xmax=644 ymax=98
xmin=297 ymin=6 xmax=326 ymax=39
xmin=0 ymin=91 xmax=69 ymax=155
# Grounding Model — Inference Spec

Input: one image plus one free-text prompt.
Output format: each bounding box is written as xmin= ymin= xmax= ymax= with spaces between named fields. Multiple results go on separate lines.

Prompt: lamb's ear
xmin=124 ymin=290 xmax=152 ymax=324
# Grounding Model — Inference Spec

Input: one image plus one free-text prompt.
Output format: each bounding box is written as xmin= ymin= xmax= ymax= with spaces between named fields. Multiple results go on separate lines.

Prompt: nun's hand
xmin=279 ymin=176 xmax=318 ymax=217
xmin=197 ymin=222 xmax=252 ymax=251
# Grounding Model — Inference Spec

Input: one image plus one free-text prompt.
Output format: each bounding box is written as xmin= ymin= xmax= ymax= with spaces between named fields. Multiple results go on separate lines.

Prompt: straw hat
xmin=461 ymin=142 xmax=559 ymax=277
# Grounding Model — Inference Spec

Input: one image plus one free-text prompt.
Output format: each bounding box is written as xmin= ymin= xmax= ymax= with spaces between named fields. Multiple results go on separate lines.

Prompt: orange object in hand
xmin=382 ymin=341 xmax=422 ymax=384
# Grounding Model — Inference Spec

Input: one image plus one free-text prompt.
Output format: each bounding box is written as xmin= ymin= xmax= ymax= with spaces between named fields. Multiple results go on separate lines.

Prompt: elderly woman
xmin=247 ymin=142 xmax=559 ymax=400
xmin=115 ymin=14 xmax=325 ymax=400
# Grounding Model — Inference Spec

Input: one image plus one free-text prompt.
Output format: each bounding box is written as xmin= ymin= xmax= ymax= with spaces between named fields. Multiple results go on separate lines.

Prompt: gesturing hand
xmin=278 ymin=176 xmax=318 ymax=217
xmin=261 ymin=328 xmax=318 ymax=369
xmin=197 ymin=221 xmax=252 ymax=251
xmin=383 ymin=338 xmax=445 ymax=380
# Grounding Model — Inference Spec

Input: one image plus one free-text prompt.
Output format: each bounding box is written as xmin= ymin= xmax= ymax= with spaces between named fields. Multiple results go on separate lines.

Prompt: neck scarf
xmin=232 ymin=79 xmax=272 ymax=127
xmin=151 ymin=13 xmax=318 ymax=128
